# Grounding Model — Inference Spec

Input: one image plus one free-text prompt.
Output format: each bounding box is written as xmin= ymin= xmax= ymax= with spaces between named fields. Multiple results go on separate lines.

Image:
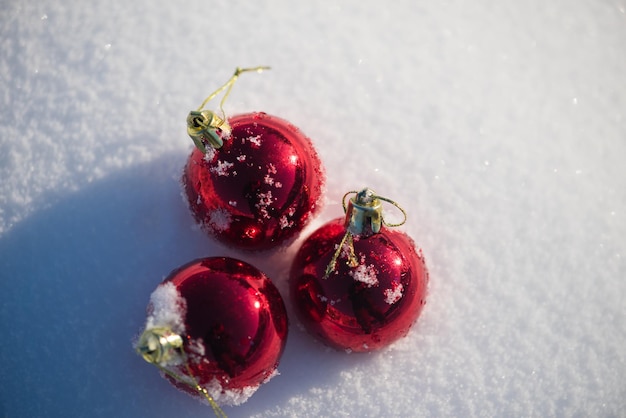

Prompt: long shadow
xmin=0 ymin=153 xmax=367 ymax=418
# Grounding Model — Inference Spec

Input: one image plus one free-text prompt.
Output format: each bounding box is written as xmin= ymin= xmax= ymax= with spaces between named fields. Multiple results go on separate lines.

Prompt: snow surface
xmin=1 ymin=1 xmax=625 ymax=417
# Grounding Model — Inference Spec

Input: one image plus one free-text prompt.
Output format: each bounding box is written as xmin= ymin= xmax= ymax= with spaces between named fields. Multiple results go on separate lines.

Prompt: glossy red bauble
xmin=290 ymin=218 xmax=428 ymax=352
xmin=139 ymin=257 xmax=288 ymax=406
xmin=183 ymin=112 xmax=325 ymax=251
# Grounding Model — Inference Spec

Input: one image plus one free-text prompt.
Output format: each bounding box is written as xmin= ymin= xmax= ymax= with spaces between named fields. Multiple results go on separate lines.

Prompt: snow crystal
xmin=263 ymin=368 xmax=280 ymax=384
xmin=279 ymin=215 xmax=294 ymax=229
xmin=210 ymin=160 xmax=234 ymax=176
xmin=317 ymin=293 xmax=341 ymax=305
xmin=348 ymin=263 xmax=379 ymax=287
xmin=208 ymin=208 xmax=232 ymax=231
xmin=145 ymin=282 xmax=187 ymax=335
xmin=203 ymin=147 xmax=217 ymax=162
xmin=236 ymin=154 xmax=246 ymax=162
xmin=186 ymin=338 xmax=206 ymax=358
xmin=244 ymin=135 xmax=262 ymax=147
xmin=258 ymin=191 xmax=273 ymax=206
xmin=228 ymin=200 xmax=237 ymax=207
xmin=263 ymin=164 xmax=283 ymax=188
xmin=339 ymin=242 xmax=360 ymax=262
xmin=255 ymin=190 xmax=274 ymax=219
xmin=384 ymin=283 xmax=404 ymax=305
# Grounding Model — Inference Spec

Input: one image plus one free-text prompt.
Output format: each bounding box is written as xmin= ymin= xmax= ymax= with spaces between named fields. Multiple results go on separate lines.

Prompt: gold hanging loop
xmin=187 ymin=66 xmax=270 ymax=153
xmin=376 ymin=195 xmax=407 ymax=228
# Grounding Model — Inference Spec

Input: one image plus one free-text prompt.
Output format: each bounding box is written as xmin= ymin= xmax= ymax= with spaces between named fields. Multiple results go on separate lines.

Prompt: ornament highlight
xmin=290 ymin=188 xmax=429 ymax=352
xmin=135 ymin=257 xmax=288 ymax=409
xmin=183 ymin=67 xmax=325 ymax=250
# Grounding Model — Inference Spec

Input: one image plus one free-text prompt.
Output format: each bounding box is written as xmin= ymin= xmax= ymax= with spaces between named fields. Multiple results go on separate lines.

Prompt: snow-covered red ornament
xmin=290 ymin=188 xmax=429 ymax=352
xmin=183 ymin=67 xmax=324 ymax=250
xmin=135 ymin=257 xmax=288 ymax=410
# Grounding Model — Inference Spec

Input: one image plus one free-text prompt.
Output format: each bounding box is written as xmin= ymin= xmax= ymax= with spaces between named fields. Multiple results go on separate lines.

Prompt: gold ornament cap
xmin=187 ymin=110 xmax=228 ymax=152
xmin=324 ymin=188 xmax=407 ymax=279
xmin=136 ymin=327 xmax=184 ymax=365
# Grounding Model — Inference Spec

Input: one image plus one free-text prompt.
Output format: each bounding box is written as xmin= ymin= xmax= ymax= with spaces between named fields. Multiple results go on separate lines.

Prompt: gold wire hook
xmin=197 ymin=66 xmax=271 ymax=121
xmin=324 ymin=229 xmax=358 ymax=279
xmin=183 ymin=361 xmax=227 ymax=418
xmin=149 ymin=360 xmax=227 ymax=417
xmin=376 ymin=195 xmax=407 ymax=227
xmin=341 ymin=190 xmax=358 ymax=213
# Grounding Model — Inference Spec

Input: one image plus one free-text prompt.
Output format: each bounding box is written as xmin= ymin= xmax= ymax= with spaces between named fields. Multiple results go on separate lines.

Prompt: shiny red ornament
xmin=182 ymin=67 xmax=324 ymax=251
xmin=136 ymin=257 xmax=288 ymax=406
xmin=184 ymin=111 xmax=324 ymax=251
xmin=290 ymin=189 xmax=428 ymax=352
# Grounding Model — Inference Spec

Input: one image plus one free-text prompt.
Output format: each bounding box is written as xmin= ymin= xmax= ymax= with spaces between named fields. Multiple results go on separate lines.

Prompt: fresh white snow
xmin=144 ymin=282 xmax=187 ymax=336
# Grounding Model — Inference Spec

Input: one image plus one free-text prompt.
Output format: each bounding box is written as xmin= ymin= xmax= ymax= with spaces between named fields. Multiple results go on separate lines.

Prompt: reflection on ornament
xmin=290 ymin=188 xmax=429 ymax=352
xmin=182 ymin=67 xmax=325 ymax=250
xmin=135 ymin=257 xmax=288 ymax=411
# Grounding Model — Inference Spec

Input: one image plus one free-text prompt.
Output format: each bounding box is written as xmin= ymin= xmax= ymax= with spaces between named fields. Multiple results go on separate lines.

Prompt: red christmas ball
xmin=183 ymin=112 xmax=325 ymax=251
xmin=136 ymin=257 xmax=288 ymax=406
xmin=290 ymin=190 xmax=428 ymax=352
